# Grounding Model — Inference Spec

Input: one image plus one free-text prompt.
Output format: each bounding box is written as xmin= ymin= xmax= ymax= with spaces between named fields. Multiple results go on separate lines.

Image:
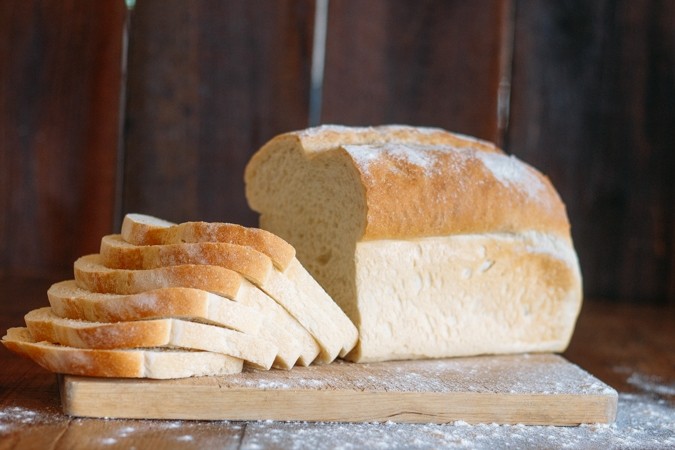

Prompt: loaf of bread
xmin=245 ymin=125 xmax=583 ymax=362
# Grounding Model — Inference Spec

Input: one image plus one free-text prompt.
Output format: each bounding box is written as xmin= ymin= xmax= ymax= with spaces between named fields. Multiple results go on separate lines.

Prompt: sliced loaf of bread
xmin=99 ymin=235 xmax=357 ymax=363
xmin=119 ymin=214 xmax=359 ymax=359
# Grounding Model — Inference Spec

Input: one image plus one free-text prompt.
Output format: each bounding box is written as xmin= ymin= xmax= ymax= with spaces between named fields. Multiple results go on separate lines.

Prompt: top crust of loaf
xmin=245 ymin=125 xmax=571 ymax=241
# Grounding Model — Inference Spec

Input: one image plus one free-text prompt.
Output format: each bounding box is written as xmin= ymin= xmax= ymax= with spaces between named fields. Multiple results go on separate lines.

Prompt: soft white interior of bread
xmin=237 ymin=279 xmax=319 ymax=366
xmin=142 ymin=349 xmax=242 ymax=378
xmin=351 ymin=231 xmax=582 ymax=362
xmin=249 ymin=141 xmax=366 ymax=323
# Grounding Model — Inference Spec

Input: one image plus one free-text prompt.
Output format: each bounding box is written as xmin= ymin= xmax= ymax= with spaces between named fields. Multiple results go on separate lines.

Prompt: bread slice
xmin=48 ymin=280 xmax=263 ymax=336
xmin=101 ymin=235 xmax=273 ymax=287
xmin=2 ymin=327 xmax=243 ymax=379
xmin=73 ymin=254 xmax=320 ymax=367
xmin=244 ymin=125 xmax=583 ymax=362
xmin=25 ymin=307 xmax=277 ymax=370
xmin=121 ymin=213 xmax=296 ymax=270
xmin=74 ymin=254 xmax=242 ymax=298
xmin=99 ymin=235 xmax=358 ymax=363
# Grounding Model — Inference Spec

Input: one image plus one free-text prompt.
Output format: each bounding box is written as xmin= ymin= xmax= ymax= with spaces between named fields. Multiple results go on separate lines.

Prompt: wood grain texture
xmin=564 ymin=300 xmax=675 ymax=394
xmin=59 ymin=354 xmax=617 ymax=425
xmin=321 ymin=0 xmax=508 ymax=142
xmin=0 ymin=1 xmax=125 ymax=279
xmin=505 ymin=0 xmax=675 ymax=304
xmin=122 ymin=0 xmax=315 ymax=228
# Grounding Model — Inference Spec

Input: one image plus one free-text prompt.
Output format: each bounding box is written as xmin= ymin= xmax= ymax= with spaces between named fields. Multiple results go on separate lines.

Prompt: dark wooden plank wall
xmin=122 ymin=0 xmax=315 ymax=226
xmin=0 ymin=0 xmax=125 ymax=278
xmin=506 ymin=0 xmax=675 ymax=303
xmin=321 ymin=0 xmax=507 ymax=143
xmin=1 ymin=0 xmax=673 ymax=304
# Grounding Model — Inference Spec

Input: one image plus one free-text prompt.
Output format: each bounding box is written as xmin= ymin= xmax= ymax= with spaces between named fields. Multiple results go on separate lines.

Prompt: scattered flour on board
xmin=223 ymin=355 xmax=614 ymax=396
xmin=240 ymin=393 xmax=675 ymax=450
xmin=0 ymin=405 xmax=62 ymax=433
xmin=1 ymin=370 xmax=672 ymax=448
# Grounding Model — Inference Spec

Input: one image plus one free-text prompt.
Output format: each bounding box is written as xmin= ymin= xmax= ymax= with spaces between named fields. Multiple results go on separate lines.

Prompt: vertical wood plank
xmin=506 ymin=0 xmax=675 ymax=303
xmin=321 ymin=0 xmax=508 ymax=142
xmin=122 ymin=0 xmax=315 ymax=227
xmin=0 ymin=1 xmax=125 ymax=278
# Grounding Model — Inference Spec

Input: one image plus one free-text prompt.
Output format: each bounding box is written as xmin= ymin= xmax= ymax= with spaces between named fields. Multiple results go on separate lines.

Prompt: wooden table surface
xmin=1 ymin=275 xmax=673 ymax=449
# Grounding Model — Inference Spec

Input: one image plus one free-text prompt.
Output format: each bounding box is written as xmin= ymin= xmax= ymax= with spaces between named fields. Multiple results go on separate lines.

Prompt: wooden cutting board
xmin=59 ymin=353 xmax=617 ymax=425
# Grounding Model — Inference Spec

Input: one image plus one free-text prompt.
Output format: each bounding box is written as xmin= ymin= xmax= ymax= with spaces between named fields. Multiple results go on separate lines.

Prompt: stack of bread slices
xmin=2 ymin=214 xmax=358 ymax=379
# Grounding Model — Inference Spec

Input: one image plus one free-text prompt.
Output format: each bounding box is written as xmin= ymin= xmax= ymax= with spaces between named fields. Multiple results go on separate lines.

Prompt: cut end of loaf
xmin=246 ymin=136 xmax=367 ymax=322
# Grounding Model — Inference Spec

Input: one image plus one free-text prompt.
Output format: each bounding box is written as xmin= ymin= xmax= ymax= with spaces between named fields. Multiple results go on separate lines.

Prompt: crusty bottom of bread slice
xmin=2 ymin=327 xmax=243 ymax=379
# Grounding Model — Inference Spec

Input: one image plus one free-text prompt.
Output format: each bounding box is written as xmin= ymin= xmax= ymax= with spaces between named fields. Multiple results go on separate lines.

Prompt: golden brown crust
xmin=99 ymin=235 xmax=273 ymax=287
xmin=348 ymin=146 xmax=570 ymax=240
xmin=74 ymin=255 xmax=243 ymax=298
xmin=247 ymin=125 xmax=570 ymax=241
xmin=122 ymin=214 xmax=296 ymax=271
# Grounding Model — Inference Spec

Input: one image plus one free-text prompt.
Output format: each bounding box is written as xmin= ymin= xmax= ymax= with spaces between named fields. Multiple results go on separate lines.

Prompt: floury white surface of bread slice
xmin=99 ymin=236 xmax=357 ymax=363
xmin=121 ymin=213 xmax=296 ymax=271
xmin=25 ymin=307 xmax=278 ymax=370
xmin=48 ymin=280 xmax=263 ymax=337
xmin=244 ymin=125 xmax=583 ymax=362
xmin=73 ymin=254 xmax=319 ymax=367
xmin=2 ymin=327 xmax=243 ymax=379
xmin=119 ymin=215 xmax=357 ymax=359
